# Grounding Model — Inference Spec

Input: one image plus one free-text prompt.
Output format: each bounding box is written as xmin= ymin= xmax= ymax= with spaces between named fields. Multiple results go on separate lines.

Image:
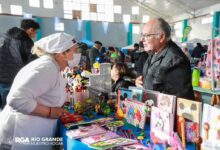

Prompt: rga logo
xmin=15 ymin=137 xmax=30 ymax=144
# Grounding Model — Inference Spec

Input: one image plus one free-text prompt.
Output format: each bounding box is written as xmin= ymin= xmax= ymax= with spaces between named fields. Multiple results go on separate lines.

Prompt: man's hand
xmin=135 ymin=75 xmax=143 ymax=87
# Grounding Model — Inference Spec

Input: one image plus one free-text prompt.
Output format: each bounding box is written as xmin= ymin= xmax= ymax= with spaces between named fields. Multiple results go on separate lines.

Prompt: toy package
xmin=206 ymin=38 xmax=220 ymax=83
xmin=89 ymin=137 xmax=137 ymax=150
xmin=142 ymin=89 xmax=159 ymax=117
xmin=201 ymin=104 xmax=220 ymax=149
xmin=93 ymin=117 xmax=114 ymax=126
xmin=119 ymin=143 xmax=150 ymax=150
xmin=116 ymin=88 xmax=132 ymax=119
xmin=176 ymin=98 xmax=202 ymax=147
xmin=64 ymin=120 xmax=92 ymax=129
xmin=124 ymin=99 xmax=147 ymax=129
xmin=81 ymin=131 xmax=120 ymax=145
xmin=60 ymin=113 xmax=84 ymax=124
xmin=157 ymin=93 xmax=176 ymax=113
xmin=150 ymin=106 xmax=174 ymax=143
xmin=105 ymin=120 xmax=124 ymax=127
xmin=128 ymin=86 xmax=143 ymax=102
xmin=66 ymin=124 xmax=106 ymax=139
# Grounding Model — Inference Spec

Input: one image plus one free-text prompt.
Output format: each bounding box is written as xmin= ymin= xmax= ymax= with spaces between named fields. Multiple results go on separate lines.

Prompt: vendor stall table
xmin=59 ymin=116 xmax=196 ymax=150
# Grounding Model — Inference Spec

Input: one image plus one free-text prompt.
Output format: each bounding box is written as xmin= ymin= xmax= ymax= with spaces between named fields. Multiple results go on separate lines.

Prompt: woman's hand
xmin=49 ymin=107 xmax=69 ymax=119
xmin=31 ymin=103 xmax=68 ymax=119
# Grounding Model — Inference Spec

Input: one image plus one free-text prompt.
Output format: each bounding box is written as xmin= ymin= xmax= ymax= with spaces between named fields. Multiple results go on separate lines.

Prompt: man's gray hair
xmin=156 ymin=18 xmax=171 ymax=41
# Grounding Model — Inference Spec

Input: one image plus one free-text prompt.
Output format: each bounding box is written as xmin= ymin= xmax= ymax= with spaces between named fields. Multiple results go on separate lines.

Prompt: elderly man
xmin=135 ymin=18 xmax=194 ymax=100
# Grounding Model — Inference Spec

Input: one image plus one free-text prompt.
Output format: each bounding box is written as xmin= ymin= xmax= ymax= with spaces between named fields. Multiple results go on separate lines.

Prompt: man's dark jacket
xmin=88 ymin=46 xmax=100 ymax=65
xmin=134 ymin=51 xmax=148 ymax=76
xmin=0 ymin=27 xmax=33 ymax=84
xmin=142 ymin=40 xmax=195 ymax=100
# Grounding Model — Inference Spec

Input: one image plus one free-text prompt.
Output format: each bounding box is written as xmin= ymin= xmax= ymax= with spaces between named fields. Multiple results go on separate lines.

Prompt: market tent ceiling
xmin=131 ymin=0 xmax=220 ymax=19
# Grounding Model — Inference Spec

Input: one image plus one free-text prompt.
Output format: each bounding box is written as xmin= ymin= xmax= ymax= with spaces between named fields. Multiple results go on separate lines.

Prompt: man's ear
xmin=159 ymin=32 xmax=166 ymax=43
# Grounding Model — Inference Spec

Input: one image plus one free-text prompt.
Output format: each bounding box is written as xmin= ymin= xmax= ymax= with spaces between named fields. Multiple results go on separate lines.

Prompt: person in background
xmin=89 ymin=41 xmax=102 ymax=65
xmin=182 ymin=47 xmax=191 ymax=61
xmin=0 ymin=33 xmax=77 ymax=150
xmin=116 ymin=48 xmax=125 ymax=63
xmin=135 ymin=17 xmax=194 ymax=100
xmin=109 ymin=46 xmax=119 ymax=64
xmin=127 ymin=43 xmax=139 ymax=64
xmin=100 ymin=46 xmax=106 ymax=62
xmin=203 ymin=44 xmax=208 ymax=53
xmin=191 ymin=42 xmax=206 ymax=59
xmin=77 ymin=42 xmax=91 ymax=70
xmin=111 ymin=63 xmax=135 ymax=93
xmin=133 ymin=41 xmax=149 ymax=76
xmin=0 ymin=19 xmax=40 ymax=110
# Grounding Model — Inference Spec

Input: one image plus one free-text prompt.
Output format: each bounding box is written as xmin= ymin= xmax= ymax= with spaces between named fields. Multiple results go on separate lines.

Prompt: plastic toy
xmin=60 ymin=113 xmax=84 ymax=124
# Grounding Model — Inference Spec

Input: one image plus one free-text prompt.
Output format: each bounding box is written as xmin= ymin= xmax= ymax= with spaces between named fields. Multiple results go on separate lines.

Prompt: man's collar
xmin=154 ymin=40 xmax=172 ymax=59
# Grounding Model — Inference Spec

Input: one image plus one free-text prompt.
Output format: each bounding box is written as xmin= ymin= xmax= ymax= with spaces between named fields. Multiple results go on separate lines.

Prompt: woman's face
xmin=56 ymin=44 xmax=78 ymax=70
xmin=64 ymin=45 xmax=78 ymax=61
xmin=111 ymin=65 xmax=119 ymax=81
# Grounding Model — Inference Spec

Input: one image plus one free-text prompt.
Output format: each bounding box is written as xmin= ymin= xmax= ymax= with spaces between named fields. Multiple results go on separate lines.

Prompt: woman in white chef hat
xmin=0 ymin=33 xmax=78 ymax=150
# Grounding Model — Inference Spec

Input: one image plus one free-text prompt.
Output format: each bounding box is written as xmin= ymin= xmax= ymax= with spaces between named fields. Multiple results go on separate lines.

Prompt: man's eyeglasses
xmin=141 ymin=33 xmax=160 ymax=40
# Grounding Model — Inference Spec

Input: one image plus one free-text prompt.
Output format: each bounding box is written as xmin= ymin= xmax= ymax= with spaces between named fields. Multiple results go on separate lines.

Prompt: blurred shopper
xmin=89 ymin=41 xmax=102 ymax=65
xmin=183 ymin=47 xmax=191 ymax=61
xmin=0 ymin=19 xmax=40 ymax=110
xmin=191 ymin=42 xmax=206 ymax=59
xmin=133 ymin=41 xmax=149 ymax=76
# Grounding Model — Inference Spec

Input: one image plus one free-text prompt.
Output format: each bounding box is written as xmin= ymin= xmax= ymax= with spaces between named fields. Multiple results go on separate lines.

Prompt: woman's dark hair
xmin=108 ymin=46 xmax=115 ymax=52
xmin=113 ymin=63 xmax=129 ymax=78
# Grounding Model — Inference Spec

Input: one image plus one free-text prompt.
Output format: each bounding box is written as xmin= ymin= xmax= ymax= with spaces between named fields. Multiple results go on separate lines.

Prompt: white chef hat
xmin=35 ymin=32 xmax=77 ymax=54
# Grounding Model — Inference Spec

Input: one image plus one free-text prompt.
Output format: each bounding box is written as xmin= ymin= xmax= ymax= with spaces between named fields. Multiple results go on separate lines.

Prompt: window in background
xmin=63 ymin=0 xmax=114 ymax=22
xmin=23 ymin=13 xmax=33 ymax=18
xmin=133 ymin=25 xmax=140 ymax=34
xmin=55 ymin=22 xmax=64 ymax=31
xmin=105 ymin=13 xmax=114 ymax=22
xmin=174 ymin=22 xmax=182 ymax=38
xmin=97 ymin=4 xmax=105 ymax=13
xmin=132 ymin=6 xmax=139 ymax=15
xmin=0 ymin=4 xmax=2 ymax=13
xmin=123 ymin=14 xmax=131 ymax=23
xmin=63 ymin=1 xmax=73 ymax=11
xmin=201 ymin=16 xmax=213 ymax=24
xmin=104 ymin=0 xmax=113 ymax=5
xmin=105 ymin=5 xmax=114 ymax=22
xmin=114 ymin=5 xmax=121 ymax=14
xmin=80 ymin=0 xmax=89 ymax=3
xmin=81 ymin=3 xmax=89 ymax=11
xmin=90 ymin=12 xmax=97 ymax=21
xmin=142 ymin=15 xmax=150 ymax=23
xmin=43 ymin=0 xmax=53 ymax=9
xmin=29 ymin=0 xmax=40 ymax=8
xmin=97 ymin=13 xmax=105 ymax=21
xmin=11 ymin=5 xmax=23 ymax=15
xmin=72 ymin=2 xmax=81 ymax=10
xmin=64 ymin=14 xmax=72 ymax=19
xmin=90 ymin=0 xmax=97 ymax=4
xmin=105 ymin=5 xmax=113 ymax=14
xmin=82 ymin=11 xmax=90 ymax=20
xmin=96 ymin=0 xmax=105 ymax=5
